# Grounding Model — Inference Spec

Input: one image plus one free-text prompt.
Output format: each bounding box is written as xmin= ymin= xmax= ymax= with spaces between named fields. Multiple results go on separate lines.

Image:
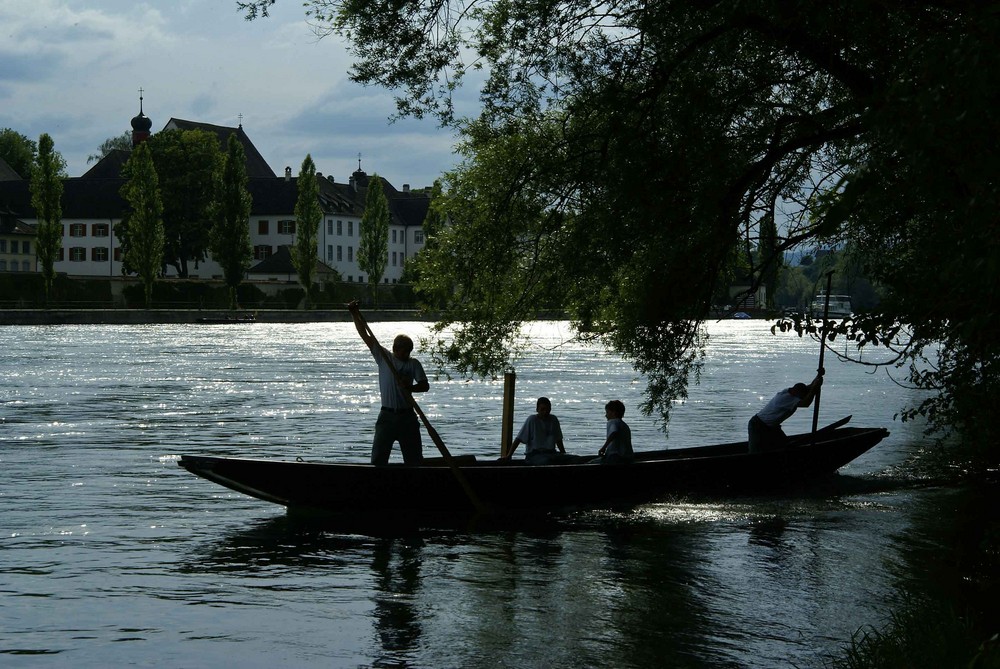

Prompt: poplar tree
xmin=30 ymin=133 xmax=66 ymax=302
xmin=757 ymin=212 xmax=780 ymax=310
xmin=358 ymin=174 xmax=389 ymax=305
xmin=120 ymin=142 xmax=165 ymax=307
xmin=210 ymin=134 xmax=253 ymax=310
xmin=292 ymin=154 xmax=321 ymax=309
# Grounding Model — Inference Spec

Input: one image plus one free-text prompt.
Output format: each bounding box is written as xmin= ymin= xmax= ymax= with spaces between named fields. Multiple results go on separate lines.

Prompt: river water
xmin=0 ymin=319 xmax=978 ymax=667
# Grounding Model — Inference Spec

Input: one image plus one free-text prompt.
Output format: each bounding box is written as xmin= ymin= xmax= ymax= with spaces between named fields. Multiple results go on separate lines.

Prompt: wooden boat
xmin=178 ymin=418 xmax=888 ymax=515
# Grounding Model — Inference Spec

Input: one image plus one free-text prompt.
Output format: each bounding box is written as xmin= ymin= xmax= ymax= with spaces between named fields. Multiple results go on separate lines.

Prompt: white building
xmin=0 ymin=109 xmax=430 ymax=284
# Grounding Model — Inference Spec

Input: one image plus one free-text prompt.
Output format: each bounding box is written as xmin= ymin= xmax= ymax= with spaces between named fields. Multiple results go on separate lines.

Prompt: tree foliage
xmin=87 ymin=132 xmax=132 ymax=164
xmin=210 ymin=134 xmax=253 ymax=310
xmin=404 ymin=180 xmax=449 ymax=305
xmin=292 ymin=154 xmax=322 ymax=309
xmin=29 ymin=133 xmax=66 ymax=302
xmin=119 ymin=142 xmax=165 ymax=307
xmin=146 ymin=129 xmax=223 ymax=278
xmin=358 ymin=174 xmax=390 ymax=303
xmin=0 ymin=128 xmax=37 ymax=178
xmin=241 ymin=1 xmax=1000 ymax=457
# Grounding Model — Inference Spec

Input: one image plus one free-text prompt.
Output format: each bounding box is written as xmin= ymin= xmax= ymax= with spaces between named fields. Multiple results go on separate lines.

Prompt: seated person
xmin=503 ymin=397 xmax=582 ymax=465
xmin=592 ymin=400 xmax=634 ymax=464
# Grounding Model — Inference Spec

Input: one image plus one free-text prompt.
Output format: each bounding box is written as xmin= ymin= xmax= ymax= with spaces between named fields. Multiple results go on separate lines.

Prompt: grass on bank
xmin=829 ymin=599 xmax=999 ymax=669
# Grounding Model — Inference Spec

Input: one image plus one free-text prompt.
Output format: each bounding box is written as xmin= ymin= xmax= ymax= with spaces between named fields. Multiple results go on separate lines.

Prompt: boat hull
xmin=178 ymin=425 xmax=889 ymax=514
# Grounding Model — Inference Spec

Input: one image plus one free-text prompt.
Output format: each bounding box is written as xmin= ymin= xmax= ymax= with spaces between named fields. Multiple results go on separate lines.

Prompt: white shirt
xmin=371 ymin=343 xmax=427 ymax=410
xmin=515 ymin=414 xmax=563 ymax=454
xmin=604 ymin=418 xmax=633 ymax=458
xmin=755 ymin=389 xmax=802 ymax=426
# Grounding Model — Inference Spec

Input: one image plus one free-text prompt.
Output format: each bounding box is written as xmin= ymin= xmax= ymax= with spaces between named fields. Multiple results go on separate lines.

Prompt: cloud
xmin=0 ymin=0 xmax=466 ymax=188
xmin=0 ymin=49 xmax=66 ymax=82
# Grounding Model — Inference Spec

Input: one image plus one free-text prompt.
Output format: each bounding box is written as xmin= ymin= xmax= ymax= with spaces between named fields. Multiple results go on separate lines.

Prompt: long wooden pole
xmin=811 ymin=271 xmax=833 ymax=435
xmin=500 ymin=372 xmax=516 ymax=457
xmin=355 ymin=309 xmax=488 ymax=514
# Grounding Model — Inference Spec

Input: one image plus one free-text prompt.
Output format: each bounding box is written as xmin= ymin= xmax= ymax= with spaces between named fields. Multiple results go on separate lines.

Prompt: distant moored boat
xmin=810 ymin=294 xmax=852 ymax=319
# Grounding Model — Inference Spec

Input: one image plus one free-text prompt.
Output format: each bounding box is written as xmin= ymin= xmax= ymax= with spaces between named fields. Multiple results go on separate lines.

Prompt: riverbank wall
xmin=0 ymin=309 xmax=427 ymax=325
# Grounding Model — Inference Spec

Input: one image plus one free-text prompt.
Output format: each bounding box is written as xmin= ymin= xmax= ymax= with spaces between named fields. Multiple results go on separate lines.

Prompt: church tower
xmin=131 ymin=89 xmax=153 ymax=147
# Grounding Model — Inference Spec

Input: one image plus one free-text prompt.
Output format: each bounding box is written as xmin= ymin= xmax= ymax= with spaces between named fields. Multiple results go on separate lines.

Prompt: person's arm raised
xmin=347 ymin=301 xmax=375 ymax=350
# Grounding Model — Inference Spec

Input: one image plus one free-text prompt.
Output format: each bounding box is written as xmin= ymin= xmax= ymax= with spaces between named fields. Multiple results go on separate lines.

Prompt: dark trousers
xmin=748 ymin=415 xmax=788 ymax=453
xmin=372 ymin=407 xmax=423 ymax=465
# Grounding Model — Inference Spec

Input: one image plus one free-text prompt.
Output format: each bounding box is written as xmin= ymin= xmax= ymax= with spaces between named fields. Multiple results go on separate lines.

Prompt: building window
xmin=347 ymin=276 xmax=353 ymax=282
xmin=0 ymin=240 xmax=6 ymax=253
xmin=21 ymin=241 xmax=30 ymax=254
xmin=22 ymin=260 xmax=30 ymax=271
xmin=392 ymin=229 xmax=397 ymax=244
xmin=348 ymin=221 xmax=353 ymax=237
xmin=254 ymin=245 xmax=272 ymax=260
xmin=327 ymin=220 xmax=333 ymax=235
xmin=414 ymin=230 xmax=424 ymax=243
xmin=8 ymin=241 xmax=17 ymax=253
xmin=392 ymin=251 xmax=397 ymax=266
xmin=337 ymin=246 xmax=343 ymax=261
xmin=0 ymin=260 xmax=6 ymax=271
xmin=327 ymin=245 xmax=333 ymax=262
xmin=70 ymin=223 xmax=86 ymax=237
xmin=278 ymin=220 xmax=296 ymax=235
xmin=92 ymin=223 xmax=110 ymax=237
xmin=348 ymin=247 xmax=353 ymax=262
xmin=70 ymin=247 xmax=86 ymax=261
xmin=92 ymin=247 xmax=109 ymax=262
xmin=337 ymin=220 xmax=343 ymax=235
xmin=258 ymin=220 xmax=269 ymax=235
xmin=114 ymin=248 xmax=122 ymax=262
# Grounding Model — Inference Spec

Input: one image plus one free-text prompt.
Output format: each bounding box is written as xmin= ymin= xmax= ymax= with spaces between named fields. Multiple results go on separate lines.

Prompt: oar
xmin=811 ymin=271 xmax=834 ymax=437
xmin=352 ymin=306 xmax=488 ymax=514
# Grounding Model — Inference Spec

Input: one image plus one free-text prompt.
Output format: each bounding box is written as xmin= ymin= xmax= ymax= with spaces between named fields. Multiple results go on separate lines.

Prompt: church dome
xmin=131 ymin=109 xmax=152 ymax=132
xmin=131 ymin=90 xmax=152 ymax=132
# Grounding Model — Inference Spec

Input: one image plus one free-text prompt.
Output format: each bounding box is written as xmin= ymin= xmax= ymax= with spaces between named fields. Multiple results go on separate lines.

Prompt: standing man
xmin=748 ymin=371 xmax=824 ymax=453
xmin=348 ymin=301 xmax=429 ymax=465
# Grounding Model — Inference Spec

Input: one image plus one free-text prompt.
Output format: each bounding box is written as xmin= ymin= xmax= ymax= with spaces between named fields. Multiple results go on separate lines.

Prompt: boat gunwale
xmin=178 ymin=425 xmax=888 ymax=471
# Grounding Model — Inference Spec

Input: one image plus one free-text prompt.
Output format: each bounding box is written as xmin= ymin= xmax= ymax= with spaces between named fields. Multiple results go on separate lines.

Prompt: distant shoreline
xmin=0 ymin=309 xmax=428 ymax=326
xmin=2 ymin=309 xmax=770 ymax=326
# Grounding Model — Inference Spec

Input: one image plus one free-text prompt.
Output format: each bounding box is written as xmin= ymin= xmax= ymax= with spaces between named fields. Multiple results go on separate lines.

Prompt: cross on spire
xmin=238 ymin=113 xmax=243 ymax=128
xmin=358 ymin=152 xmax=362 ymax=171
xmin=138 ymin=87 xmax=144 ymax=112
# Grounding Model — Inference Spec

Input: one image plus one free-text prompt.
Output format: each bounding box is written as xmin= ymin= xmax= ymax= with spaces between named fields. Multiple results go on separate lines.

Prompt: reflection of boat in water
xmin=810 ymin=294 xmax=852 ymax=319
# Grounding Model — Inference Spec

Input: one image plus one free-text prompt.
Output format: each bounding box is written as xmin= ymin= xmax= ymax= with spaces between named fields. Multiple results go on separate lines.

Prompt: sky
xmin=0 ymin=0 xmax=465 ymax=190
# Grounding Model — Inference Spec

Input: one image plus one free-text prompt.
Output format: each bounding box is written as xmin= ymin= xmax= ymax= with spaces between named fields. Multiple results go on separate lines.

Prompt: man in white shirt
xmin=748 ymin=371 xmax=824 ymax=453
xmin=349 ymin=301 xmax=429 ymax=465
